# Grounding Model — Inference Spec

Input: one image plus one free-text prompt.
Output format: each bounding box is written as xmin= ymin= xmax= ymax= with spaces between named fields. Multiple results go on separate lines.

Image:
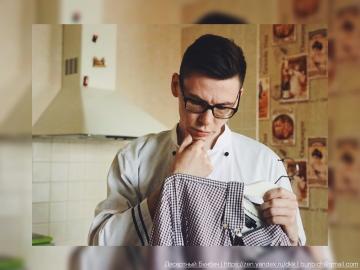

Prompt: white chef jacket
xmin=88 ymin=124 xmax=306 ymax=246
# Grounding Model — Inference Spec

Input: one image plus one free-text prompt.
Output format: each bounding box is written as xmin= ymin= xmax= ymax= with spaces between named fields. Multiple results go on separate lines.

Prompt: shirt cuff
xmin=138 ymin=198 xmax=153 ymax=244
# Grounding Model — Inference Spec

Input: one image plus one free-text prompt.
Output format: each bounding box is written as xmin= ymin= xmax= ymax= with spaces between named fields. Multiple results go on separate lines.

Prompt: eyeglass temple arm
xmin=275 ymin=175 xmax=292 ymax=184
xmin=274 ymin=158 xmax=292 ymax=184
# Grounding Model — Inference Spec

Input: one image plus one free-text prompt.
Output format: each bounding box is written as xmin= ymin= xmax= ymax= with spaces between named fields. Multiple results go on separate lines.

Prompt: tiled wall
xmin=32 ymin=137 xmax=129 ymax=245
xmin=0 ymin=140 xmax=31 ymax=256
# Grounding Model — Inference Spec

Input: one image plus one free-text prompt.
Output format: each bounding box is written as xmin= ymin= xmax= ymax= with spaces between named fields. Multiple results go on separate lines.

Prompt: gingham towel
xmin=150 ymin=174 xmax=291 ymax=246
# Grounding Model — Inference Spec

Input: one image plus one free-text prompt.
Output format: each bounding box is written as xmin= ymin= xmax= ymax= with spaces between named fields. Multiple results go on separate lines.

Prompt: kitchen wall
xmin=32 ymin=24 xmax=63 ymax=126
xmin=32 ymin=137 xmax=129 ymax=245
xmin=258 ymin=24 xmax=328 ymax=245
xmin=181 ymin=0 xmax=278 ymax=24
xmin=116 ymin=24 xmax=181 ymax=128
xmin=32 ymin=24 xmax=182 ymax=245
xmin=0 ymin=0 xmax=34 ymax=135
xmin=0 ymin=0 xmax=34 ymax=261
xmin=104 ymin=0 xmax=181 ymax=24
xmin=32 ymin=24 xmax=181 ymax=130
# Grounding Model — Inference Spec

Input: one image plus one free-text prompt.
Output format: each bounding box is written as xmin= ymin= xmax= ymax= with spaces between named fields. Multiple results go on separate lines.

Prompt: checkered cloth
xmin=150 ymin=174 xmax=291 ymax=246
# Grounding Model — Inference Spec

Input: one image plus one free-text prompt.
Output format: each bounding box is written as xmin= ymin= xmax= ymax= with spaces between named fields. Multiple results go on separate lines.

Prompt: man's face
xmin=171 ymin=73 xmax=242 ymax=148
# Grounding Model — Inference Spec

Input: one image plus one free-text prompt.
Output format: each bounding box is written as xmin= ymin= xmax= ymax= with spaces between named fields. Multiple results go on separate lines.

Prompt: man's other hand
xmin=261 ymin=187 xmax=299 ymax=245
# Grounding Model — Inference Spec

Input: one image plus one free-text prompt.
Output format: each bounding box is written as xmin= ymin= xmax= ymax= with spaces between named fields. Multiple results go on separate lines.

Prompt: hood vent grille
xmin=65 ymin=57 xmax=78 ymax=75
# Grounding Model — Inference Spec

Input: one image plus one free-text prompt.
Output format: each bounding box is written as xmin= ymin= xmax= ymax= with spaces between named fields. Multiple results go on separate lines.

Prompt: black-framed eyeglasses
xmin=180 ymin=87 xmax=241 ymax=119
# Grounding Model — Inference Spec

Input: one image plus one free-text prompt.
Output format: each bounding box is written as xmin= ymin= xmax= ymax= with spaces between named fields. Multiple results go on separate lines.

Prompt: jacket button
xmin=224 ymin=152 xmax=229 ymax=157
xmin=172 ymin=150 xmax=176 ymax=156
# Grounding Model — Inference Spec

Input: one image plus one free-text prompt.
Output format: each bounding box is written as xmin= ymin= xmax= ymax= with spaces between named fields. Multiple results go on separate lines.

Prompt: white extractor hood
xmin=32 ymin=24 xmax=167 ymax=138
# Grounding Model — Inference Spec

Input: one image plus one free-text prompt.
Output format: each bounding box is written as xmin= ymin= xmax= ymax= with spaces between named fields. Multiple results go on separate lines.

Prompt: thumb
xmin=191 ymin=138 xmax=205 ymax=150
xmin=178 ymin=133 xmax=193 ymax=153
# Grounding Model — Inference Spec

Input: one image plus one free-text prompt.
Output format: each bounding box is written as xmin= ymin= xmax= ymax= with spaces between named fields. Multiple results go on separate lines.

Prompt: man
xmin=88 ymin=34 xmax=306 ymax=246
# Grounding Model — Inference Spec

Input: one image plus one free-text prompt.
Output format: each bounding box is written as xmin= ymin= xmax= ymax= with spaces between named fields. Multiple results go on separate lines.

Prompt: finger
xmin=264 ymin=215 xmax=295 ymax=226
xmin=263 ymin=187 xmax=297 ymax=201
xmin=262 ymin=207 xmax=296 ymax=219
xmin=261 ymin=198 xmax=298 ymax=211
xmin=191 ymin=139 xmax=206 ymax=150
xmin=178 ymin=133 xmax=193 ymax=153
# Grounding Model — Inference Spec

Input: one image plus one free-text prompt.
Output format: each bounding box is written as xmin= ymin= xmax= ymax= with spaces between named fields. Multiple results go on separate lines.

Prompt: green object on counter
xmin=0 ymin=256 xmax=24 ymax=270
xmin=32 ymin=233 xmax=53 ymax=246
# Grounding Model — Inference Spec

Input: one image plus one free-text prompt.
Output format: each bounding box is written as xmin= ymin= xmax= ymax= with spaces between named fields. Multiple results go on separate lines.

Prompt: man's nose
xmin=197 ymin=109 xmax=213 ymax=126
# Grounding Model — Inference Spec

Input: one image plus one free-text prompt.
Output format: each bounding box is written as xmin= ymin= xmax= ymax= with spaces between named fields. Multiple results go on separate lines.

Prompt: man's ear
xmin=240 ymin=87 xmax=244 ymax=96
xmin=171 ymin=73 xmax=180 ymax=97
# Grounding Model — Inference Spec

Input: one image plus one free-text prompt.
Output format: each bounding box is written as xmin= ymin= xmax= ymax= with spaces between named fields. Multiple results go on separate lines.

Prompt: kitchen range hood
xmin=32 ymin=24 xmax=167 ymax=138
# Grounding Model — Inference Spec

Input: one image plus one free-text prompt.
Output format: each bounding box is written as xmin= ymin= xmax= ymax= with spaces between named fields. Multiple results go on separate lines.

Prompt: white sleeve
xmin=89 ymin=199 xmax=153 ymax=246
xmin=88 ymin=149 xmax=153 ymax=246
xmin=270 ymin=156 xmax=307 ymax=246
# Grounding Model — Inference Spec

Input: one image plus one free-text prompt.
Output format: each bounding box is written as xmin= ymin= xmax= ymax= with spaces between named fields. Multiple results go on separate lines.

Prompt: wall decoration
xmin=292 ymin=0 xmax=321 ymax=19
xmin=83 ymin=76 xmax=89 ymax=87
xmin=92 ymin=34 xmax=98 ymax=43
xmin=308 ymin=29 xmax=328 ymax=78
xmin=272 ymin=24 xmax=296 ymax=45
xmin=285 ymin=159 xmax=309 ymax=208
xmin=334 ymin=138 xmax=359 ymax=196
xmin=299 ymin=121 xmax=306 ymax=158
xmin=271 ymin=109 xmax=295 ymax=146
xmin=261 ymin=49 xmax=269 ymax=75
xmin=300 ymin=25 xmax=306 ymax=52
xmin=93 ymin=57 xmax=106 ymax=67
xmin=259 ymin=77 xmax=270 ymax=120
xmin=71 ymin=11 xmax=81 ymax=23
xmin=259 ymin=23 xmax=328 ymax=244
xmin=264 ymin=33 xmax=269 ymax=49
xmin=280 ymin=54 xmax=308 ymax=103
xmin=308 ymin=137 xmax=328 ymax=187
xmin=334 ymin=5 xmax=360 ymax=62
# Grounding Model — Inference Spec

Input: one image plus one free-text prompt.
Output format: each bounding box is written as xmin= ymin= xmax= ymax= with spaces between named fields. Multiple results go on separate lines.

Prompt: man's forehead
xmin=182 ymin=74 xmax=241 ymax=94
xmin=183 ymin=76 xmax=241 ymax=104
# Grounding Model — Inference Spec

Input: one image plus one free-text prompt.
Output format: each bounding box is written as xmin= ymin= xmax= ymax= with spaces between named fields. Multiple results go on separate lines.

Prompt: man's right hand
xmin=170 ymin=134 xmax=213 ymax=177
xmin=149 ymin=134 xmax=213 ymax=219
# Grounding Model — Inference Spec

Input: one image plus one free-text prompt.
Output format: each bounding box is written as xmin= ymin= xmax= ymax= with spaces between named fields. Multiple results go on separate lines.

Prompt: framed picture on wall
xmin=280 ymin=54 xmax=309 ymax=103
xmin=277 ymin=0 xmax=328 ymax=24
xmin=271 ymin=109 xmax=295 ymax=146
xmin=308 ymin=29 xmax=328 ymax=78
xmin=307 ymin=137 xmax=328 ymax=187
xmin=259 ymin=77 xmax=270 ymax=120
xmin=285 ymin=159 xmax=309 ymax=208
xmin=334 ymin=138 xmax=359 ymax=195
xmin=272 ymin=24 xmax=297 ymax=45
xmin=334 ymin=5 xmax=360 ymax=63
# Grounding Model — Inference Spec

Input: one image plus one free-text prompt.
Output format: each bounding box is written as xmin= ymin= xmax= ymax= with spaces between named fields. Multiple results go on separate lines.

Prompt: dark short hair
xmin=195 ymin=12 xmax=247 ymax=24
xmin=179 ymin=34 xmax=247 ymax=89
